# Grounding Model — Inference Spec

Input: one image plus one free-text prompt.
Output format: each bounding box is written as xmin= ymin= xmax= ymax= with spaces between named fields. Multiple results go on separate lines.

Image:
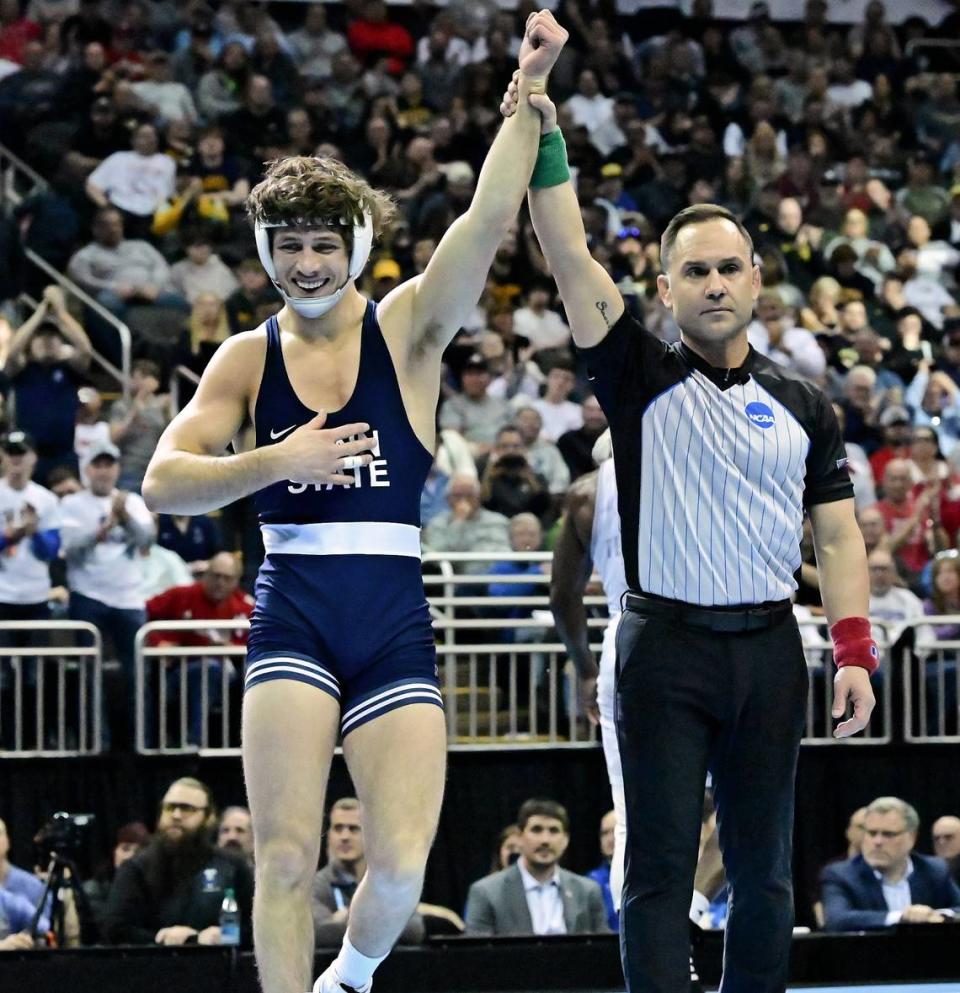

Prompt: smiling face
xmin=657 ymin=218 xmax=760 ymax=351
xmin=272 ymin=226 xmax=350 ymax=302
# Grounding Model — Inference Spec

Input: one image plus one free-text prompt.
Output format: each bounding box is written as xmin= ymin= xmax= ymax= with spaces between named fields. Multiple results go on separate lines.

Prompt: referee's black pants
xmin=615 ymin=607 xmax=808 ymax=993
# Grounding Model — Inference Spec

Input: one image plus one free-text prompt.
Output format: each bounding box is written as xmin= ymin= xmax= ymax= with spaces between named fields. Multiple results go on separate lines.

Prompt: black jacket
xmin=102 ymin=845 xmax=253 ymax=946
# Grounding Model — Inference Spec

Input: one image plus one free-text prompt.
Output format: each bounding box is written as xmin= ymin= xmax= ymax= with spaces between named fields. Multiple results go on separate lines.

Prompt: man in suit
xmin=820 ymin=796 xmax=960 ymax=931
xmin=464 ymin=799 xmax=609 ymax=936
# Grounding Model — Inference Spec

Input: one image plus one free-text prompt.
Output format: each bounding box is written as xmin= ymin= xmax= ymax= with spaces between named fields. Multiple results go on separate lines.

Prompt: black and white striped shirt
xmin=579 ymin=312 xmax=853 ymax=607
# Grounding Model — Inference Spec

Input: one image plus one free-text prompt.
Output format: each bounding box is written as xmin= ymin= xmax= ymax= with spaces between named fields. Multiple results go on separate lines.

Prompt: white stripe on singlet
xmin=590 ymin=459 xmax=628 ymax=615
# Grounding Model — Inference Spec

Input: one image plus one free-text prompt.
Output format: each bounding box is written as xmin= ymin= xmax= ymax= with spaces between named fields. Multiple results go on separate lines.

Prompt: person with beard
xmin=217 ymin=807 xmax=254 ymax=868
xmin=102 ymin=777 xmax=253 ymax=946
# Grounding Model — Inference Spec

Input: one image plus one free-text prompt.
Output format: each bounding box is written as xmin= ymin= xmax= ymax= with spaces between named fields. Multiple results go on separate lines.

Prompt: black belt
xmin=623 ymin=592 xmax=792 ymax=633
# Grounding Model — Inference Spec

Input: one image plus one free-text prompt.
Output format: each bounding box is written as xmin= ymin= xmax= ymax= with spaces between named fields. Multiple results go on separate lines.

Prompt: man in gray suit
xmin=465 ymin=799 xmax=609 ymax=935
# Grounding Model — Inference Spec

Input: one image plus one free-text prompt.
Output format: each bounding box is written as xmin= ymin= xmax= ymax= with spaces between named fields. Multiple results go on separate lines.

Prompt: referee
xmin=501 ymin=78 xmax=878 ymax=992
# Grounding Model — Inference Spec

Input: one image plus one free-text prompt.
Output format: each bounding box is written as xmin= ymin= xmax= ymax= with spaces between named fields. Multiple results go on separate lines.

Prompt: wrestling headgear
xmin=254 ymin=209 xmax=374 ymax=319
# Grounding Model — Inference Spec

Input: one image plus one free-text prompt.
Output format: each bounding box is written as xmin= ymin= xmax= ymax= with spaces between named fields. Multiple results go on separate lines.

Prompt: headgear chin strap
xmin=254 ymin=210 xmax=374 ymax=319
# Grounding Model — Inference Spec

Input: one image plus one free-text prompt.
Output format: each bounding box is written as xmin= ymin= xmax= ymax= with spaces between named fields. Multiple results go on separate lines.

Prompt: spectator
xmin=438 ymin=353 xmax=512 ymax=456
xmin=81 ymin=821 xmax=151 ymax=934
xmin=511 ymin=281 xmax=571 ymax=356
xmin=557 ymin=395 xmax=608 ymax=481
xmin=858 ymin=506 xmax=891 ymax=557
xmin=221 ymin=74 xmax=287 ymax=162
xmin=46 ymin=465 xmax=82 ymax=500
xmin=906 ymin=215 xmax=960 ymax=284
xmin=895 ymin=151 xmax=950 ymax=228
xmin=346 ymin=0 xmax=414 ymax=76
xmin=869 ymin=406 xmax=913 ymax=485
xmin=932 ymin=815 xmax=960 ymax=884
xmin=129 ymin=50 xmax=198 ymax=127
xmin=746 ymin=290 xmax=826 ymax=380
xmin=196 ymin=42 xmax=250 ymax=123
xmin=182 ymin=127 xmax=251 ymax=225
xmin=156 ymin=513 xmax=222 ymax=574
xmin=169 ymin=229 xmax=239 ymax=305
xmin=564 ymin=69 xmax=618 ymax=157
xmin=490 ymin=824 xmax=523 ymax=874
xmin=172 ymin=293 xmax=231 ymax=387
xmin=369 ymin=258 xmax=401 ymax=302
xmin=225 ymin=259 xmax=279 ymax=335
xmin=820 ymin=796 xmax=960 ymax=931
xmin=874 ymin=459 xmax=946 ymax=582
xmin=67 ymin=208 xmax=186 ymax=326
xmin=867 ymin=547 xmax=924 ymax=645
xmin=514 ymin=406 xmax=570 ymax=500
xmin=0 ymin=816 xmax=44 ymax=910
xmin=287 ymin=4 xmax=347 ymax=83
xmin=74 ymin=387 xmax=111 ymax=477
xmin=906 ymin=374 xmax=960 ymax=459
xmin=586 ymin=810 xmax=619 ymax=933
xmin=138 ymin=513 xmax=193 ymax=602
xmin=832 ymin=404 xmax=876 ymax=511
xmin=102 ymin=777 xmax=253 ymax=946
xmin=531 ymin=360 xmax=582 ymax=445
xmin=61 ymin=440 xmax=154 ymax=750
xmin=421 ymin=473 xmax=510 ymax=573
xmin=312 ymin=797 xmax=425 ymax=948
xmin=820 ymin=208 xmax=895 ymax=291
xmin=4 ymin=286 xmax=91 ymax=483
xmin=0 ymin=430 xmax=60 ymax=631
xmin=838 ymin=364 xmax=883 ymax=454
xmin=479 ymin=427 xmax=551 ymax=522
xmin=146 ymin=551 xmax=252 ymax=746
xmin=0 ymin=886 xmax=39 ymax=949
xmin=421 ymin=428 xmax=475 ymax=527
xmin=63 ymin=95 xmax=130 ymax=184
xmin=109 ymin=360 xmax=174 ymax=493
xmin=464 ymin=798 xmax=609 ymax=935
xmin=217 ymin=807 xmax=254 ymax=868
xmin=85 ymin=124 xmax=176 ymax=240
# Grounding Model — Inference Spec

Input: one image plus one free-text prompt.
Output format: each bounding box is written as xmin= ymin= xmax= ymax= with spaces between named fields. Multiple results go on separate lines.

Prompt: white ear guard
xmin=254 ymin=208 xmax=375 ymax=319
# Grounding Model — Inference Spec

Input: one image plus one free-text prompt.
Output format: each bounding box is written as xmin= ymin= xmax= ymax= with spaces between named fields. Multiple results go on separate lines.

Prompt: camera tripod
xmin=30 ymin=851 xmax=96 ymax=947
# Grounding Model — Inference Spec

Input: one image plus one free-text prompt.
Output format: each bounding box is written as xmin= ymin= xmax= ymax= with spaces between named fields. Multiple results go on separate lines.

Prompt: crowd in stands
xmin=2 ymin=784 xmax=959 ymax=948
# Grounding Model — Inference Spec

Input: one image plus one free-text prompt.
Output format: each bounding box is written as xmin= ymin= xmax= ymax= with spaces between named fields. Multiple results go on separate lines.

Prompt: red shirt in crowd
xmin=347 ymin=17 xmax=414 ymax=74
xmin=0 ymin=15 xmax=42 ymax=64
xmin=869 ymin=445 xmax=910 ymax=489
xmin=875 ymin=496 xmax=935 ymax=574
xmin=146 ymin=583 xmax=253 ymax=648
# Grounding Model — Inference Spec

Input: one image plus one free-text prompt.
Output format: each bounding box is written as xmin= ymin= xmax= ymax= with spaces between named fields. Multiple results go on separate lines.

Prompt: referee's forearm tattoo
xmin=595 ymin=300 xmax=610 ymax=328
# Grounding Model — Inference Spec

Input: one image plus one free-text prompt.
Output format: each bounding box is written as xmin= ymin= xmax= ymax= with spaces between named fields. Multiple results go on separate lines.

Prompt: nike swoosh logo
xmin=269 ymin=424 xmax=297 ymax=440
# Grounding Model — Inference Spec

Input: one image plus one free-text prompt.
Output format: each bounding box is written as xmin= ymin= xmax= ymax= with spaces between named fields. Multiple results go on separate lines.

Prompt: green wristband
xmin=530 ymin=129 xmax=570 ymax=189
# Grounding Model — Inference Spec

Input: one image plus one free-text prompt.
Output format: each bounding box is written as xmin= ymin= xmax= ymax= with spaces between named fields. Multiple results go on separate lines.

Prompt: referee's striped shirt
xmin=578 ymin=312 xmax=854 ymax=607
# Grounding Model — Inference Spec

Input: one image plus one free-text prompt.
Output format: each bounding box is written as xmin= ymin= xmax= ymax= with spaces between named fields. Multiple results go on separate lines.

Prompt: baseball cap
xmin=879 ymin=406 xmax=911 ymax=428
xmin=0 ymin=431 xmax=35 ymax=455
xmin=372 ymin=259 xmax=401 ymax=281
xmin=87 ymin=440 xmax=121 ymax=463
xmin=600 ymin=162 xmax=623 ymax=179
xmin=462 ymin=353 xmax=489 ymax=373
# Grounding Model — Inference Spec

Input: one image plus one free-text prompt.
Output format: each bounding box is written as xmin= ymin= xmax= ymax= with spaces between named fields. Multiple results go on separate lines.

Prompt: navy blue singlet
xmin=244 ymin=302 xmax=442 ymax=735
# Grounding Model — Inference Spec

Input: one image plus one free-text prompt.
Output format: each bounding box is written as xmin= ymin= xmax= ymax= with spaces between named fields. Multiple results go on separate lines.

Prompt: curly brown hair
xmin=246 ymin=156 xmax=398 ymax=251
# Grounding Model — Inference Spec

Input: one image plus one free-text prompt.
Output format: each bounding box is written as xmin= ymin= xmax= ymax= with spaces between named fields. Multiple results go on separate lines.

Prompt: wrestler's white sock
xmin=333 ymin=936 xmax=387 ymax=990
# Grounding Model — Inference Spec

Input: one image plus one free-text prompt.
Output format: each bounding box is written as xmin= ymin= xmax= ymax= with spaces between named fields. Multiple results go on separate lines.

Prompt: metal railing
xmin=169 ymin=364 xmax=201 ymax=413
xmin=0 ymin=621 xmax=102 ymax=756
xmin=902 ymin=618 xmax=960 ymax=743
xmin=0 ymin=141 xmax=131 ymax=396
xmin=796 ymin=619 xmax=892 ymax=745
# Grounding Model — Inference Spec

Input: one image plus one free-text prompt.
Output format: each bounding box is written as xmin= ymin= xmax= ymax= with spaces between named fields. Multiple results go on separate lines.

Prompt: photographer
xmin=478 ymin=426 xmax=552 ymax=524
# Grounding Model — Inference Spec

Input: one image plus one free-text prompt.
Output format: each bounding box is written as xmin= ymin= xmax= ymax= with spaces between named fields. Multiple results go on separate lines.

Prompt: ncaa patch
xmin=745 ymin=401 xmax=776 ymax=429
xmin=836 ymin=457 xmax=850 ymax=471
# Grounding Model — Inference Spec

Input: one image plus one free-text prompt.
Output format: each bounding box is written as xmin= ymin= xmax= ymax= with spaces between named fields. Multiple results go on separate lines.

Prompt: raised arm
xmin=43 ymin=286 xmax=92 ymax=373
xmin=500 ymin=78 xmax=623 ymax=348
xmin=4 ymin=297 xmax=51 ymax=376
xmin=141 ymin=333 xmax=378 ymax=515
xmin=380 ymin=11 xmax=568 ymax=351
xmin=549 ymin=472 xmax=600 ymax=722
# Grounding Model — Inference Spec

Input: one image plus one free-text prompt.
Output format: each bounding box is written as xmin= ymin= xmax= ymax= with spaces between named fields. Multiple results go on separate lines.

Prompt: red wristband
xmin=830 ymin=616 xmax=879 ymax=675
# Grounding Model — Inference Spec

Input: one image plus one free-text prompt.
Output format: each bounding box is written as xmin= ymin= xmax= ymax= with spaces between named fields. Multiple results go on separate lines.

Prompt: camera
xmin=34 ymin=812 xmax=95 ymax=862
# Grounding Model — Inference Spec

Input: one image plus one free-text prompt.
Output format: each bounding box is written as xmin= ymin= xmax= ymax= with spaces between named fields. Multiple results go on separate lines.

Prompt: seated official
xmin=464 ymin=798 xmax=609 ymax=936
xmin=101 ymin=778 xmax=253 ymax=946
xmin=821 ymin=795 xmax=960 ymax=931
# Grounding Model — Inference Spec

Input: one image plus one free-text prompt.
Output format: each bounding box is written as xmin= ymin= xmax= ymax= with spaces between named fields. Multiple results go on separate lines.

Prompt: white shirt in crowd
xmin=531 ymin=398 xmax=583 ymax=443
xmin=746 ymin=321 xmax=827 ymax=381
xmin=512 ymin=307 xmax=571 ymax=353
xmin=0 ymin=480 xmax=60 ymax=605
xmin=60 ymin=488 xmax=155 ymax=610
xmin=877 ymin=860 xmax=914 ymax=926
xmin=868 ymin=586 xmax=928 ymax=645
xmin=75 ymin=421 xmax=112 ymax=475
xmin=88 ymin=151 xmax=176 ymax=217
xmin=517 ymin=859 xmax=567 ymax=935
